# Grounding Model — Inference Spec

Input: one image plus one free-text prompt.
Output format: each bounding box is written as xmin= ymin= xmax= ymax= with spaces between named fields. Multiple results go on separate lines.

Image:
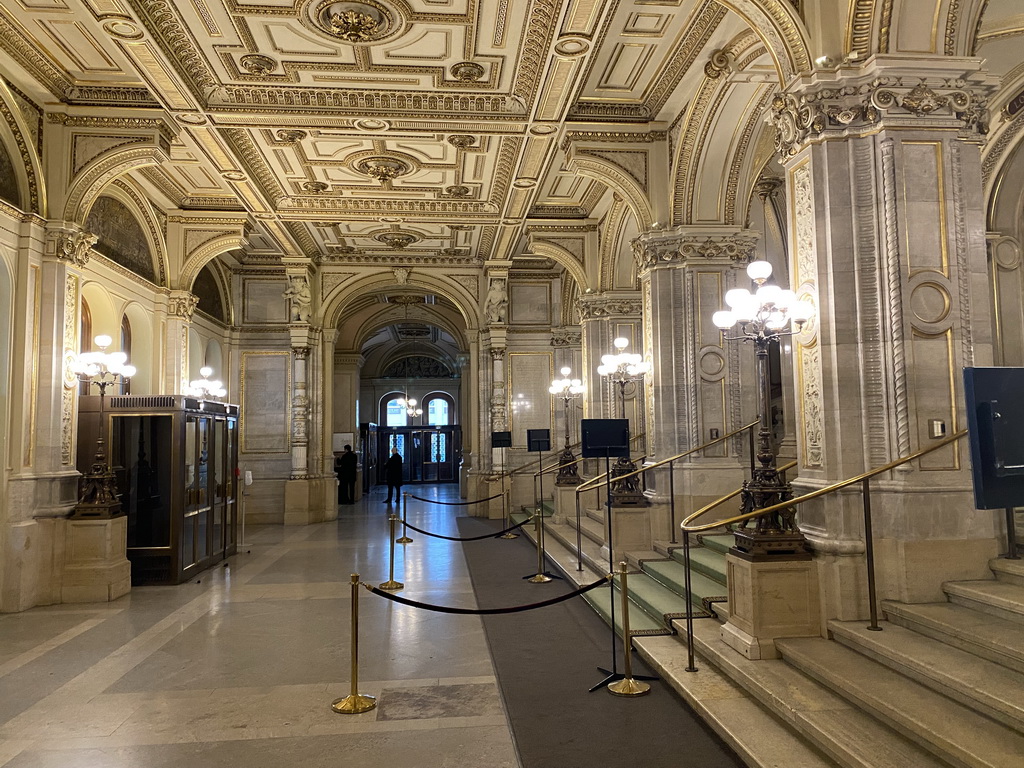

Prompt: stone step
xmin=635 ymin=634 xmax=836 ymax=768
xmin=990 ymin=556 xmax=1024 ymax=587
xmin=584 ymin=506 xmax=606 ymax=524
xmin=668 ymin=544 xmax=728 ymax=584
xmin=655 ymin=620 xmax=946 ymax=768
xmin=642 ymin=559 xmax=727 ymax=614
xmin=828 ymin=619 xmax=1024 ymax=732
xmin=945 ymin=579 xmax=1024 ymax=624
xmin=778 ymin=636 xmax=1024 ymax=768
xmin=565 ymin=510 xmax=605 ymax=548
xmin=543 ymin=518 xmax=606 ymax=575
xmin=612 ymin=570 xmax=695 ymax=627
xmin=697 ymin=533 xmax=734 ymax=555
xmin=882 ymin=600 xmax=1024 ymax=675
xmin=582 ymin=583 xmax=672 ymax=637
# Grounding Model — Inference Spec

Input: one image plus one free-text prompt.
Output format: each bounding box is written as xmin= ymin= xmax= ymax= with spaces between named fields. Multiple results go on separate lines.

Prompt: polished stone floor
xmin=0 ymin=485 xmax=518 ymax=768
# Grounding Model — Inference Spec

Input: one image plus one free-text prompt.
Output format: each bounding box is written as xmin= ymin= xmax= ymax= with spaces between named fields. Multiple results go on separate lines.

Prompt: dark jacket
xmin=384 ymin=453 xmax=403 ymax=484
xmin=337 ymin=450 xmax=357 ymax=480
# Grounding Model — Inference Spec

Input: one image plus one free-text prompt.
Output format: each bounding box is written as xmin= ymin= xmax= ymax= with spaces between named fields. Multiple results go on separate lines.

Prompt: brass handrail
xmin=576 ymin=420 xmax=759 ymax=493
xmin=534 ymin=455 xmax=583 ymax=479
xmin=682 ymin=459 xmax=799 ymax=531
xmin=682 ymin=430 xmax=967 ymax=533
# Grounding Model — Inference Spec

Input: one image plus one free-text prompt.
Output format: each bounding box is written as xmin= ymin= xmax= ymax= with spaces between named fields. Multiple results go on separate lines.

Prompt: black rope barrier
xmin=364 ymin=574 xmax=610 ymax=615
xmin=402 ymin=518 xmax=529 ymax=542
xmin=406 ymin=492 xmax=503 ymax=506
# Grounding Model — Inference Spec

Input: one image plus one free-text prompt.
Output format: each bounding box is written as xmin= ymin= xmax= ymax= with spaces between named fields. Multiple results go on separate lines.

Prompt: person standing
xmin=336 ymin=444 xmax=357 ymax=504
xmin=384 ymin=446 xmax=403 ymax=504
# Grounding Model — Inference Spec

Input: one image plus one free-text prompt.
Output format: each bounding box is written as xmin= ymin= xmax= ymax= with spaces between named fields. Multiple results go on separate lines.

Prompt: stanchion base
xmin=332 ymin=693 xmax=377 ymax=714
xmin=499 ymin=532 xmax=519 ymax=539
xmin=590 ymin=667 xmax=658 ymax=692
xmin=608 ymin=677 xmax=651 ymax=697
xmin=396 ymin=536 xmax=413 ymax=544
xmin=525 ymin=573 xmax=553 ymax=583
xmin=378 ymin=580 xmax=404 ymax=590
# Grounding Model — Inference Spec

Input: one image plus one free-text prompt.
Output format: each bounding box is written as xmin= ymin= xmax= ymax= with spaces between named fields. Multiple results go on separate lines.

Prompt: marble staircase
xmin=535 ymin=507 xmax=1024 ymax=768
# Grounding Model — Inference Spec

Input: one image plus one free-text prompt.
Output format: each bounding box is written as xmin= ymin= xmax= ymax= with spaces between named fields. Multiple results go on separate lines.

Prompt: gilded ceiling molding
xmin=598 ymin=196 xmax=629 ymax=292
xmin=208 ymin=87 xmax=518 ymax=118
xmin=511 ymin=0 xmax=560 ymax=105
xmin=48 ymin=113 xmax=178 ymax=145
xmin=719 ymin=0 xmax=811 ymax=78
xmin=62 ymin=144 xmax=171 ymax=224
xmin=968 ymin=0 xmax=992 ymax=55
xmin=846 ymin=0 xmax=876 ymax=57
xmin=527 ymin=237 xmax=590 ymax=293
xmin=981 ymin=110 xmax=1024 ymax=192
xmin=126 ymin=0 xmax=219 ymax=93
xmin=727 ymin=87 xmax=775 ymax=223
xmin=220 ymin=127 xmax=286 ymax=202
xmin=0 ymin=81 xmax=42 ymax=214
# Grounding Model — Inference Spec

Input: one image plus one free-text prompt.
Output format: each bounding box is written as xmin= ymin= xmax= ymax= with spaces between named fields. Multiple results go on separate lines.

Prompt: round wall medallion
xmin=222 ymin=171 xmax=247 ymax=181
xmin=240 ymin=54 xmax=277 ymax=76
xmin=312 ymin=0 xmax=399 ymax=44
xmin=354 ymin=118 xmax=390 ymax=132
xmin=554 ymin=36 xmax=590 ymax=56
xmin=910 ymin=280 xmax=951 ymax=326
xmin=103 ymin=20 xmax=143 ymax=40
xmin=450 ymin=61 xmax=485 ymax=82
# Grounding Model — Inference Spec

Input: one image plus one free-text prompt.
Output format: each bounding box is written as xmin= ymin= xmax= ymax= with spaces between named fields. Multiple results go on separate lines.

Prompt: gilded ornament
xmin=317 ymin=2 xmax=390 ymax=43
xmin=277 ymin=129 xmax=307 ymax=143
xmin=240 ymin=54 xmax=277 ymax=76
xmin=56 ymin=231 xmax=98 ymax=267
xmin=302 ymin=181 xmax=329 ymax=193
xmin=444 ymin=185 xmax=470 ymax=198
xmin=450 ymin=62 xmax=485 ymax=82
xmin=354 ymin=155 xmax=411 ymax=183
xmin=376 ymin=232 xmax=417 ymax=249
xmin=447 ymin=134 xmax=476 ymax=149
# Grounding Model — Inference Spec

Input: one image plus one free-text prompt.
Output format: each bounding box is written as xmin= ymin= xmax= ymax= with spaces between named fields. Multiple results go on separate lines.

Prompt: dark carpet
xmin=455 ymin=517 xmax=743 ymax=768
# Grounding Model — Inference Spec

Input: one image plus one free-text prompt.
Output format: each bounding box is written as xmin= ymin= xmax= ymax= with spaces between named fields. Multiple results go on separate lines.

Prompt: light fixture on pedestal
xmin=596 ymin=337 xmax=652 ymax=505
xmin=712 ymin=259 xmax=814 ymax=559
xmin=70 ymin=334 xmax=137 ymax=518
xmin=188 ymin=366 xmax=227 ymax=402
xmin=549 ymin=366 xmax=585 ymax=485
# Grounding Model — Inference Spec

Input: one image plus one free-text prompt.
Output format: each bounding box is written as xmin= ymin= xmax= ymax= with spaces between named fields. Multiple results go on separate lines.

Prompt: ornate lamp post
xmin=187 ymin=366 xmax=226 ymax=401
xmin=71 ymin=334 xmax=136 ymax=518
xmin=712 ymin=259 xmax=814 ymax=558
xmin=597 ymin=338 xmax=651 ymax=505
xmin=549 ymin=366 xmax=585 ymax=485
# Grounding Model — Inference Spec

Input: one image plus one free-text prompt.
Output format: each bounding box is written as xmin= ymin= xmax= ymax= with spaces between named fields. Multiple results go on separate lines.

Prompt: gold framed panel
xmin=240 ymin=350 xmax=292 ymax=454
xmin=508 ymin=351 xmax=554 ymax=448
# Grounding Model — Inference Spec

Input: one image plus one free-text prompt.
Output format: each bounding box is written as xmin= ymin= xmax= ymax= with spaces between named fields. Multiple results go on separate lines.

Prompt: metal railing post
xmin=1005 ymin=507 xmax=1020 ymax=560
xmin=682 ymin=528 xmax=697 ymax=672
xmin=669 ymin=459 xmax=677 ymax=544
xmin=863 ymin=477 xmax=881 ymax=631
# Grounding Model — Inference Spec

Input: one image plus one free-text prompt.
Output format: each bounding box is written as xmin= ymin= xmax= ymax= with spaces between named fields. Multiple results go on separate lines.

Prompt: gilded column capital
xmin=576 ymin=292 xmax=643 ymax=320
xmin=168 ymin=290 xmax=199 ymax=321
xmin=633 ymin=227 xmax=759 ymax=272
xmin=769 ymin=57 xmax=997 ymax=158
xmin=45 ymin=223 xmax=97 ymax=268
xmin=550 ymin=327 xmax=582 ymax=347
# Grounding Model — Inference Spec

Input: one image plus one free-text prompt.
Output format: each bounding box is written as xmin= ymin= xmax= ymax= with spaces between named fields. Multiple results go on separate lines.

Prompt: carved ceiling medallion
xmin=351 ymin=153 xmax=415 ymax=184
xmin=302 ymin=181 xmax=329 ymax=193
xmin=277 ymin=129 xmax=308 ymax=143
xmin=312 ymin=1 xmax=398 ymax=44
xmin=450 ymin=62 xmax=485 ymax=82
xmin=240 ymin=54 xmax=277 ymax=76
xmin=376 ymin=231 xmax=418 ymax=249
xmin=444 ymin=185 xmax=471 ymax=198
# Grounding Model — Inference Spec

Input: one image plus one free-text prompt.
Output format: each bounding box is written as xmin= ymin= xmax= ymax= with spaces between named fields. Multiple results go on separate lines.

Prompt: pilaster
xmin=770 ymin=56 xmax=1000 ymax=613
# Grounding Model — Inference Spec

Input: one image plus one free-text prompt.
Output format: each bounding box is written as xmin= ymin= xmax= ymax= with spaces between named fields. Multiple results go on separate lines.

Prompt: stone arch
xmin=192 ymin=261 xmax=231 ymax=325
xmin=564 ymin=152 xmax=654 ymax=232
xmin=528 ymin=239 xmax=591 ymax=292
xmin=350 ymin=306 xmax=468 ymax=354
xmin=79 ymin=282 xmax=118 ymax=346
xmin=323 ymin=271 xmax=478 ymax=332
xmin=0 ymin=80 xmax=44 ymax=215
xmin=718 ymin=0 xmax=811 ymax=79
xmin=62 ymin=143 xmax=169 ymax=224
xmin=0 ymin=250 xmax=12 ymax=519
xmin=179 ymin=234 xmax=246 ymax=291
xmin=845 ymin=0 xmax=987 ymax=58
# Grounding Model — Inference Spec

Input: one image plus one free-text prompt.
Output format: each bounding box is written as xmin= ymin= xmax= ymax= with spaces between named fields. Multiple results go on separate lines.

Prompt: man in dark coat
xmin=384 ymin=447 xmax=403 ymax=504
xmin=336 ymin=444 xmax=357 ymax=504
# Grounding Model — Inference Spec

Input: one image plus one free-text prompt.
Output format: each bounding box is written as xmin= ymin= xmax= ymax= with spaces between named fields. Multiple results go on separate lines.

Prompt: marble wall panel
xmin=241 ymin=352 xmax=290 ymax=453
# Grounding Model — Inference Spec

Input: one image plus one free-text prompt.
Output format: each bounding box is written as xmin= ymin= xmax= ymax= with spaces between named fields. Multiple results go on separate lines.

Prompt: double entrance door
xmin=377 ymin=425 xmax=461 ymax=483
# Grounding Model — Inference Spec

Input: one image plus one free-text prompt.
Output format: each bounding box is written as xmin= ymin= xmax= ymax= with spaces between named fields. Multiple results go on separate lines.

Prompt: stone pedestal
xmin=721 ymin=553 xmax=821 ymax=660
xmin=609 ymin=505 xmax=651 ymax=563
xmin=61 ymin=517 xmax=130 ymax=603
xmin=284 ymin=477 xmax=335 ymax=525
xmin=552 ymin=484 xmax=577 ymax=524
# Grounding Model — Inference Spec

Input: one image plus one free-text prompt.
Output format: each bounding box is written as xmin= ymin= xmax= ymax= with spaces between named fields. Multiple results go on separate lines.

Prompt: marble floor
xmin=0 ymin=485 xmax=519 ymax=768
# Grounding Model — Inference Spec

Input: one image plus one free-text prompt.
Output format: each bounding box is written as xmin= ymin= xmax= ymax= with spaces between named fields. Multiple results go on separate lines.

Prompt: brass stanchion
xmin=607 ymin=562 xmax=651 ymax=697
xmin=332 ymin=573 xmax=377 ymax=714
xmin=396 ymin=492 xmax=413 ymax=544
xmin=499 ymin=449 xmax=518 ymax=539
xmin=525 ymin=511 xmax=553 ymax=583
xmin=379 ymin=514 xmax=404 ymax=590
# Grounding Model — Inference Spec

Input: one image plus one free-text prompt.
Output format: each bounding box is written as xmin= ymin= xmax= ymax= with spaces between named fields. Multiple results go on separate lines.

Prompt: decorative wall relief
xmin=60 ymin=273 xmax=78 ymax=466
xmin=881 ymin=139 xmax=910 ymax=459
xmin=791 ymin=161 xmax=824 ymax=468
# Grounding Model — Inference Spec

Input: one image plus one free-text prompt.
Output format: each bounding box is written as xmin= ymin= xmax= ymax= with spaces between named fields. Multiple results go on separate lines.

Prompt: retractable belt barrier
xmin=406 ymin=492 xmax=503 ymax=506
xmin=400 ymin=517 xmax=528 ymax=542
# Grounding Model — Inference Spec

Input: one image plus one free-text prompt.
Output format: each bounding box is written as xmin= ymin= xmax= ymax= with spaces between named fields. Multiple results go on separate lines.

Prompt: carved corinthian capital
xmin=769 ymin=61 xmax=997 ymax=157
xmin=46 ymin=225 xmax=97 ymax=268
xmin=168 ymin=291 xmax=200 ymax=321
xmin=633 ymin=227 xmax=759 ymax=271
xmin=575 ymin=292 xmax=643 ymax=320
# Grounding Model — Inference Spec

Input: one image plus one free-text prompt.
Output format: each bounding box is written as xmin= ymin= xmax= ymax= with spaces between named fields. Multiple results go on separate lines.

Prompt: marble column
xmin=634 ymin=227 xmax=758 ymax=534
xmin=576 ymin=292 xmax=643 ymax=423
xmin=770 ymin=57 xmax=999 ymax=615
xmin=164 ymin=290 xmax=198 ymax=394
